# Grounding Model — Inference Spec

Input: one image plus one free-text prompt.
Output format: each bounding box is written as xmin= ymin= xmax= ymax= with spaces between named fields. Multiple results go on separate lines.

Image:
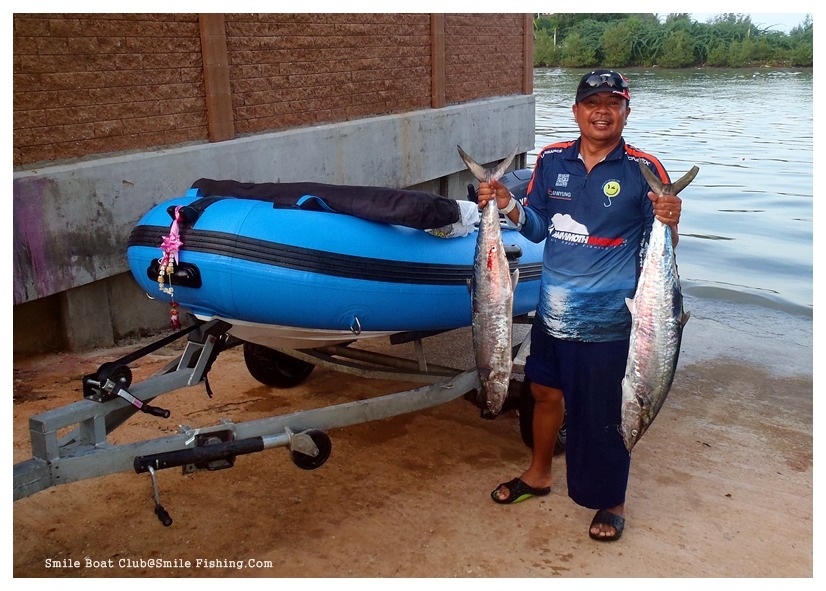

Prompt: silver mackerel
xmin=621 ymin=162 xmax=698 ymax=451
xmin=457 ymin=145 xmax=519 ymax=417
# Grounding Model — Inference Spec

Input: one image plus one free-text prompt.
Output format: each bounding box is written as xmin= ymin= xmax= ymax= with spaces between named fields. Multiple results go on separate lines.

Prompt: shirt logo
xmin=549 ymin=213 xmax=624 ymax=248
xmin=556 ymin=173 xmax=570 ymax=188
xmin=602 ymin=179 xmax=621 ymax=207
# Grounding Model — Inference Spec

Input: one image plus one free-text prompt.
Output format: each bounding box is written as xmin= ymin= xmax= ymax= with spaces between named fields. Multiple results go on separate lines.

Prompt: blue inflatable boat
xmin=127 ymin=170 xmax=543 ymax=349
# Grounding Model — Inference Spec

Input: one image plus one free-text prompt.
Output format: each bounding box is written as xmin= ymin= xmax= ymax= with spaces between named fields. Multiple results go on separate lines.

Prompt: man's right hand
xmin=476 ymin=179 xmax=513 ymax=210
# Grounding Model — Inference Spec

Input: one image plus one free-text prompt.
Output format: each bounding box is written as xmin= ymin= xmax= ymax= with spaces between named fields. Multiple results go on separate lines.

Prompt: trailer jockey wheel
xmin=243 ymin=342 xmax=315 ymax=388
xmin=290 ymin=429 xmax=332 ymax=470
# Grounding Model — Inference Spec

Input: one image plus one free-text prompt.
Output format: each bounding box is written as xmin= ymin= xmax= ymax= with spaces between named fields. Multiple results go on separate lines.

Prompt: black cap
xmin=575 ymin=69 xmax=630 ymax=103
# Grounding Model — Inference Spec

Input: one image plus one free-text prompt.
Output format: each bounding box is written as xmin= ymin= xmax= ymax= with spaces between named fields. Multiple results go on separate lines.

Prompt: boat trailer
xmin=13 ymin=317 xmax=533 ymax=526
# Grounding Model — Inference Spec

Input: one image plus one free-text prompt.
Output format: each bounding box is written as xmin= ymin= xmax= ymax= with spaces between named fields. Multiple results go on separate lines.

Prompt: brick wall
xmin=225 ymin=13 xmax=432 ymax=133
xmin=13 ymin=13 xmax=530 ymax=168
xmin=444 ymin=14 xmax=526 ymax=104
xmin=13 ymin=14 xmax=207 ymax=166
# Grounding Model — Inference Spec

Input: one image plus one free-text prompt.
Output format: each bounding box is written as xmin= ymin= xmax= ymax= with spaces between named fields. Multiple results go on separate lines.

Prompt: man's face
xmin=572 ymin=92 xmax=630 ymax=144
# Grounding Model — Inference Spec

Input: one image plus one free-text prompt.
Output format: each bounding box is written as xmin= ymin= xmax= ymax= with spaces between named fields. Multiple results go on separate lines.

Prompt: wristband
xmin=499 ymin=198 xmax=518 ymax=215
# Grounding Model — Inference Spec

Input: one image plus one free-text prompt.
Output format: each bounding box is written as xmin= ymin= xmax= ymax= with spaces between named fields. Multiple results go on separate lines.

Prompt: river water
xmin=529 ymin=68 xmax=813 ymax=373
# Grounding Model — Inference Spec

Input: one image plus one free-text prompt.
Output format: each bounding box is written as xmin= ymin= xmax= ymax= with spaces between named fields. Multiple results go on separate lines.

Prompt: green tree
xmin=789 ymin=41 xmax=813 ymax=67
xmin=534 ymin=28 xmax=558 ymax=67
xmin=601 ymin=21 xmax=633 ymax=67
xmin=727 ymin=38 xmax=754 ymax=67
xmin=707 ymin=40 xmax=730 ymax=66
xmin=788 ymin=15 xmax=813 ymax=67
xmin=560 ymin=32 xmax=596 ymax=68
xmin=571 ymin=18 xmax=609 ymax=63
xmin=789 ymin=15 xmax=813 ymax=38
xmin=630 ymin=18 xmax=666 ymax=66
xmin=752 ymin=36 xmax=776 ymax=65
xmin=691 ymin=22 xmax=716 ymax=64
xmin=532 ymin=13 xmax=813 ymax=68
xmin=664 ymin=13 xmax=693 ymax=31
xmin=658 ymin=30 xmax=695 ymax=67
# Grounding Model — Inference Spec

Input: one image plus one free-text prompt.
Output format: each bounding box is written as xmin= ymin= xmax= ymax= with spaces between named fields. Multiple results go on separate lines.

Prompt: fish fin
xmin=510 ymin=268 xmax=519 ymax=292
xmin=625 ymin=297 xmax=635 ymax=314
xmin=670 ymin=166 xmax=700 ymax=196
xmin=466 ymin=276 xmax=473 ymax=294
xmin=490 ymin=145 xmax=520 ymax=182
xmin=681 ymin=311 xmax=691 ymax=326
xmin=639 ymin=160 xmax=699 ymax=196
xmin=457 ymin=145 xmax=489 ymax=183
xmin=638 ymin=161 xmax=665 ymax=195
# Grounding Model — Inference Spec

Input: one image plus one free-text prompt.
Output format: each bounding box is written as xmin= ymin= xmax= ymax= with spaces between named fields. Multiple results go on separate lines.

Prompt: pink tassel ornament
xmin=158 ymin=206 xmax=185 ymax=330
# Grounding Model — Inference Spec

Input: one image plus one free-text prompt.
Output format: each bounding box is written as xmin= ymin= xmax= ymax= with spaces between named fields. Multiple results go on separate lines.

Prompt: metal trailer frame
xmin=13 ymin=317 xmax=533 ymax=524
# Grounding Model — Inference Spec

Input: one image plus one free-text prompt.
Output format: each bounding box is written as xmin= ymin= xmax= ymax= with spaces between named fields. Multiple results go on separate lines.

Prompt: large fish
xmin=457 ymin=145 xmax=520 ymax=417
xmin=621 ymin=161 xmax=699 ymax=451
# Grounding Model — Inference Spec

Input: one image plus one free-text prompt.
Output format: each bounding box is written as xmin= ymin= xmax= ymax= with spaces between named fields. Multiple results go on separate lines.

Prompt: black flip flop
xmin=589 ymin=509 xmax=625 ymax=541
xmin=490 ymin=477 xmax=551 ymax=504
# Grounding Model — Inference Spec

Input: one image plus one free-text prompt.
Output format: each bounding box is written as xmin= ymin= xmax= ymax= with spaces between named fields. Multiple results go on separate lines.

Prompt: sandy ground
xmin=9 ymin=298 xmax=813 ymax=582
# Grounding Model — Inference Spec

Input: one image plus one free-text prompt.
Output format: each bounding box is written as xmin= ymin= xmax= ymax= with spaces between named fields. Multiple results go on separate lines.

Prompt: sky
xmin=689 ymin=12 xmax=810 ymax=33
xmin=487 ymin=1 xmax=816 ymax=34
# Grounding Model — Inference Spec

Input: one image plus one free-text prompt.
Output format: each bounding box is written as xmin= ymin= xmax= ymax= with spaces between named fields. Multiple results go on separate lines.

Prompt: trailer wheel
xmin=243 ymin=342 xmax=315 ymax=388
xmin=518 ymin=378 xmax=566 ymax=455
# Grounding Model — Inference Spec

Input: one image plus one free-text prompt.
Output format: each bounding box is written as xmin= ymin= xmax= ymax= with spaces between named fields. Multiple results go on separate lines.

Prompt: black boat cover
xmin=190 ymin=178 xmax=461 ymax=230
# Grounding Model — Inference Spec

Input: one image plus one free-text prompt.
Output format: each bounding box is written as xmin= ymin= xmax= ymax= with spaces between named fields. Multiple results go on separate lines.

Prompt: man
xmin=476 ymin=69 xmax=683 ymax=541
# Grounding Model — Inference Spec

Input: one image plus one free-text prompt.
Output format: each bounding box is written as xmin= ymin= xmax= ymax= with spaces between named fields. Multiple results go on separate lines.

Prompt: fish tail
xmin=457 ymin=145 xmax=520 ymax=183
xmin=670 ymin=166 xmax=700 ymax=195
xmin=639 ymin=161 xmax=699 ymax=196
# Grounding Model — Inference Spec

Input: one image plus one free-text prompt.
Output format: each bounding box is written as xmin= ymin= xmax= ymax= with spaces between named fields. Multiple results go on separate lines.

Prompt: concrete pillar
xmin=58 ymin=281 xmax=115 ymax=352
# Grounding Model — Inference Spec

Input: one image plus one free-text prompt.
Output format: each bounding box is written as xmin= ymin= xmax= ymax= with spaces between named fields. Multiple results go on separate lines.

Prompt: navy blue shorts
xmin=524 ymin=321 xmax=631 ymax=510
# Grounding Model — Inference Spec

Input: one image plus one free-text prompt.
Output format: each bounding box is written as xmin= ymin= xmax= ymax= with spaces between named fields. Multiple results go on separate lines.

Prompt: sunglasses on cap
xmin=576 ymin=70 xmax=630 ymax=103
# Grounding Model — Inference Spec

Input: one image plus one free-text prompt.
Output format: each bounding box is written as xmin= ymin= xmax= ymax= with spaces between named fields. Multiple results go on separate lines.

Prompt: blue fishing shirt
xmin=518 ymin=138 xmax=670 ymax=342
